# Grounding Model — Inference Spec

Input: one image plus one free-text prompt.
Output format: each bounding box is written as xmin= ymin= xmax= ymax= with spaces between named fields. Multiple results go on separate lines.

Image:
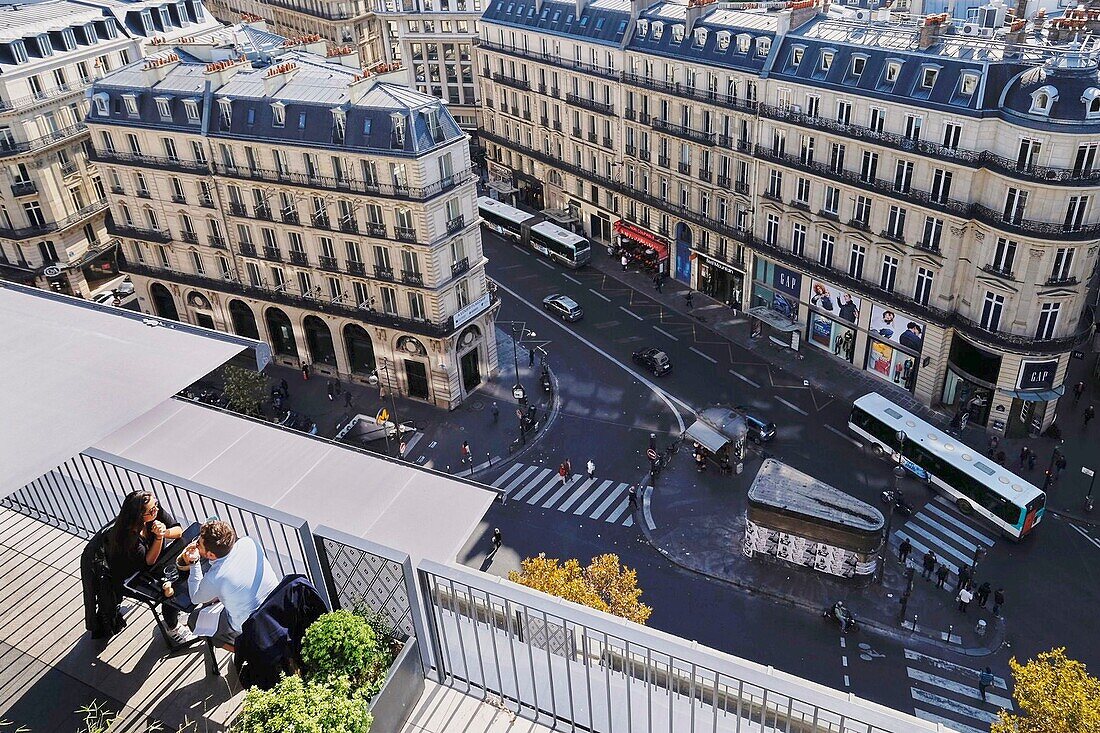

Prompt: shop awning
xmin=487 ymin=180 xmax=518 ymax=195
xmin=999 ymin=386 xmax=1066 ymax=402
xmin=685 ymin=419 xmax=730 ymax=454
xmin=748 ymin=306 xmax=800 ymax=332
xmin=614 ymin=220 xmax=669 ymax=259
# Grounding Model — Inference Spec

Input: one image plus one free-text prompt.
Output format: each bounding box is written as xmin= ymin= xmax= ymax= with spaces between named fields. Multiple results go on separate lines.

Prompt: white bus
xmin=848 ymin=392 xmax=1045 ymax=539
xmin=477 ymin=196 xmax=591 ymax=268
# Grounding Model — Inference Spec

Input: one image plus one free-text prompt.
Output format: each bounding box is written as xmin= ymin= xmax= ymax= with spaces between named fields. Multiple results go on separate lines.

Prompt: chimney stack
xmin=204 ymin=55 xmax=249 ymax=88
xmin=685 ymin=0 xmax=715 ymax=34
xmin=630 ymin=0 xmax=650 ymax=20
xmin=918 ymin=12 xmax=948 ymax=50
xmin=141 ymin=51 xmax=180 ymax=85
xmin=263 ymin=61 xmax=299 ymax=96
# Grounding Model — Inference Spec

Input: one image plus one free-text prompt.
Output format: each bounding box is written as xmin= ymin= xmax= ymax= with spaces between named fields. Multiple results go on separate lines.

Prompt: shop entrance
xmin=405 ymin=359 xmax=430 ymax=400
xmin=460 ymin=348 xmax=481 ymax=394
xmin=699 ymin=260 xmax=744 ymax=308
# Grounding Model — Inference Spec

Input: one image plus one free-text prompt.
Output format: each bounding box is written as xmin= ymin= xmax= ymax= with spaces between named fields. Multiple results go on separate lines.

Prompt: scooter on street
xmin=823 ymin=601 xmax=859 ymax=633
xmin=881 ymin=489 xmax=915 ymax=517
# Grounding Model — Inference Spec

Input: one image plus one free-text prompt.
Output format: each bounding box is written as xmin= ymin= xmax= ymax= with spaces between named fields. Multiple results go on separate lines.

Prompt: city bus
xmin=848 ymin=392 xmax=1045 ymax=540
xmin=477 ymin=196 xmax=591 ymax=268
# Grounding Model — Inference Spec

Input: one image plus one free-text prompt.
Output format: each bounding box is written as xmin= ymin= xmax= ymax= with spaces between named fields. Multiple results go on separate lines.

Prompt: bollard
xmin=947 ymin=625 xmax=954 ymax=643
xmin=486 ymin=451 xmax=492 ymax=469
xmin=976 ymin=619 xmax=987 ymax=637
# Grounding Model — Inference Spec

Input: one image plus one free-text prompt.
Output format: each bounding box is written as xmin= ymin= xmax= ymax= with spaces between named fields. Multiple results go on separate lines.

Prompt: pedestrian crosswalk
xmin=891 ymin=495 xmax=997 ymax=587
xmin=491 ymin=463 xmax=643 ymax=526
xmin=905 ymin=648 xmax=1013 ymax=733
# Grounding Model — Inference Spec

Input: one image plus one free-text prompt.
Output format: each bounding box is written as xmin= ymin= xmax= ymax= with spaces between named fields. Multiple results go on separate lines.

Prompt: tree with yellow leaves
xmin=992 ymin=647 xmax=1100 ymax=733
xmin=509 ymin=553 xmax=652 ymax=624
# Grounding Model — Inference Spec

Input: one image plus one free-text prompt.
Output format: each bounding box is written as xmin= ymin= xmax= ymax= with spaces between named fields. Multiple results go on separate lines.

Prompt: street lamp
xmin=367 ymin=357 xmax=401 ymax=457
xmin=508 ymin=324 xmax=535 ymax=444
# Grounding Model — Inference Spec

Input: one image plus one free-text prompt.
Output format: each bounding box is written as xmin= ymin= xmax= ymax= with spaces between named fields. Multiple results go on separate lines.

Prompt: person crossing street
xmin=922 ymin=550 xmax=937 ymax=580
xmin=935 ymin=563 xmax=949 ymax=589
xmin=898 ymin=537 xmax=912 ymax=564
xmin=586 ymin=459 xmax=595 ymax=480
xmin=979 ymin=668 xmax=995 ymax=702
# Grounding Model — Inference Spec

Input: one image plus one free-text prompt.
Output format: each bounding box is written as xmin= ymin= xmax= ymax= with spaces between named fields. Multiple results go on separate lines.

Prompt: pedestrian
xmin=344 ymin=391 xmax=353 ymax=409
xmin=995 ymin=450 xmax=1006 ymax=466
xmin=992 ymin=587 xmax=1005 ymax=616
xmin=986 ymin=435 xmax=998 ymax=458
xmin=558 ymin=462 xmax=569 ymax=485
xmin=491 ymin=402 xmax=499 ymax=422
xmin=956 ymin=564 xmax=972 ymax=593
xmin=586 ymin=459 xmax=595 ymax=480
xmin=621 ymin=253 xmax=629 ymax=271
xmin=491 ymin=527 xmax=502 ymax=553
xmin=898 ymin=537 xmax=912 ymax=564
xmin=957 ymin=585 xmax=973 ymax=613
xmin=922 ymin=550 xmax=936 ymax=579
xmin=978 ymin=667 xmax=995 ymax=702
xmin=280 ymin=378 xmax=289 ymax=397
xmin=1086 ymin=405 xmax=1095 ymax=428
xmin=976 ymin=581 xmax=991 ymax=608
xmin=628 ymin=484 xmax=638 ymax=507
xmin=1056 ymin=453 xmax=1068 ymax=476
xmin=326 ymin=382 xmax=334 ymax=401
xmin=301 ymin=363 xmax=310 ymax=380
xmin=686 ymin=291 xmax=694 ymax=309
xmin=564 ymin=458 xmax=572 ymax=478
xmin=1074 ymin=380 xmax=1085 ymax=404
xmin=1027 ymin=452 xmax=1037 ymax=471
xmin=460 ymin=440 xmax=472 ymax=464
xmin=1019 ymin=446 xmax=1030 ymax=470
xmin=935 ymin=563 xmax=949 ymax=589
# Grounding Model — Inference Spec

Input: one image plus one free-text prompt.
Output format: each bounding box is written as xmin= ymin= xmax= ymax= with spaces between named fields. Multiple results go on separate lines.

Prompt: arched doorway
xmin=265 ymin=307 xmax=298 ymax=358
xmin=149 ymin=282 xmax=179 ymax=320
xmin=304 ymin=315 xmax=337 ymax=367
xmin=674 ymin=222 xmax=693 ymax=283
xmin=397 ymin=336 xmax=430 ymax=400
xmin=343 ymin=324 xmax=376 ymax=375
xmin=457 ymin=325 xmax=482 ymax=394
xmin=229 ymin=299 xmax=260 ymax=340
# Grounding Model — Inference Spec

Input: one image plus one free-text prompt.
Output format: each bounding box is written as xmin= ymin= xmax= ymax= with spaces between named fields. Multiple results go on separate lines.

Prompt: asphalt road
xmin=464 ymin=228 xmax=1100 ymax=729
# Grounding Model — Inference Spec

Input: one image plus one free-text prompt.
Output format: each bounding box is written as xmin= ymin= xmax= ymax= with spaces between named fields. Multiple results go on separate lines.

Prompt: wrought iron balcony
xmin=652 ymin=118 xmax=716 ymax=146
xmin=282 ymin=211 xmax=300 ymax=225
xmin=365 ymin=222 xmax=387 ymax=237
xmin=848 ymin=218 xmax=871 ymax=232
xmin=211 ymin=162 xmax=473 ymax=202
xmin=90 ymin=149 xmax=209 ymax=176
xmin=879 ymin=230 xmax=906 ymax=244
xmin=717 ymin=175 xmax=731 ymax=188
xmin=171 ymin=194 xmax=187 ymax=204
xmin=625 ymin=145 xmax=637 ymax=157
xmin=347 ymin=260 xmax=366 ymax=276
xmin=238 ymin=242 xmax=257 ymax=257
xmin=319 ymin=255 xmax=340 ymax=271
xmin=180 ymin=231 xmax=199 ymax=244
xmin=395 ymin=226 xmax=417 ymax=243
xmin=677 ymin=162 xmax=692 ymax=175
xmin=446 ymin=214 xmax=466 ymax=233
xmin=255 ymin=206 xmax=273 ymax=221
xmin=199 ymin=198 xmax=215 ymax=209
xmin=229 ymin=202 xmax=247 ymax=216
xmin=492 ymin=72 xmax=530 ymax=90
xmin=106 ymin=221 xmax=171 ymax=243
xmin=289 ymin=251 xmax=309 ymax=266
xmin=1046 ymin=275 xmax=1079 ymax=286
xmin=698 ymin=169 xmax=713 ymax=183
xmin=60 ymin=161 xmax=78 ymax=176
xmin=979 ymin=264 xmax=1014 ymax=279
xmin=263 ymin=246 xmax=282 ymax=262
xmin=451 ymin=257 xmax=470 ymax=276
xmin=566 ymin=93 xmax=615 ymax=117
xmin=312 ymin=215 xmax=331 ymax=230
xmin=658 ymin=155 xmax=670 ymax=168
xmin=401 ymin=269 xmax=424 ymax=286
xmin=136 ymin=189 xmax=152 ymax=199
xmin=0 ymin=122 xmax=87 ymax=159
xmin=10 ymin=180 xmax=36 ymax=196
xmin=374 ymin=265 xmax=395 ymax=280
xmin=340 ymin=219 xmax=359 ymax=234
xmin=478 ymin=40 xmax=619 ymax=81
xmin=208 ymin=235 xmax=227 ymax=249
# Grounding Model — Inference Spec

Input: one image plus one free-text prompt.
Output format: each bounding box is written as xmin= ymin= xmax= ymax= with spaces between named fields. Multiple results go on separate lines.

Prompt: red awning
xmin=614 ymin=221 xmax=669 ymax=259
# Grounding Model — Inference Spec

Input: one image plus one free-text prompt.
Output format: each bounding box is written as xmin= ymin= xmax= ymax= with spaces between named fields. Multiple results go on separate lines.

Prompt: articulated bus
xmin=477 ymin=196 xmax=591 ymax=268
xmin=848 ymin=392 xmax=1045 ymax=540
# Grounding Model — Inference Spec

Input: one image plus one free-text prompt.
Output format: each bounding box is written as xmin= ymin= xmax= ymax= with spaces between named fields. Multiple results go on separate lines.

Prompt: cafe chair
xmin=81 ymin=523 xmax=126 ymax=640
xmin=233 ymin=574 xmax=328 ymax=690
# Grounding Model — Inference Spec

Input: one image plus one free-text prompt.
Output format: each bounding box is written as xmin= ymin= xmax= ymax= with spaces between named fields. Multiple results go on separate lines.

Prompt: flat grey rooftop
xmin=748 ymin=458 xmax=885 ymax=533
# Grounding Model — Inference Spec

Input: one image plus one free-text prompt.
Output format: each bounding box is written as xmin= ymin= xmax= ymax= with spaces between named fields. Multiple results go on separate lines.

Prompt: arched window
xmin=1030 ymin=85 xmax=1057 ymax=115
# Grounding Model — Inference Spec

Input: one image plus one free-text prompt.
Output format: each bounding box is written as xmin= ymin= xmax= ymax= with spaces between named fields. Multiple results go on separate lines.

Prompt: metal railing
xmin=0 ymin=82 xmax=86 ymax=113
xmin=0 ymin=198 xmax=107 ymax=240
xmin=213 ymin=162 xmax=473 ymax=202
xmin=91 ymin=150 xmax=210 ymax=176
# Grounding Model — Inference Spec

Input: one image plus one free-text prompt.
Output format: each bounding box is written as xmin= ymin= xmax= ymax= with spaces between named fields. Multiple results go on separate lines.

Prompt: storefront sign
xmin=451 ymin=292 xmax=492 ymax=330
xmin=809 ymin=279 xmax=861 ymax=325
xmin=868 ymin=304 xmax=925 ymax=354
xmin=1017 ymin=359 xmax=1058 ymax=391
xmin=487 ymin=161 xmax=513 ymax=185
xmin=772 ymin=265 xmax=801 ymax=298
xmin=703 ymin=254 xmax=741 ymax=275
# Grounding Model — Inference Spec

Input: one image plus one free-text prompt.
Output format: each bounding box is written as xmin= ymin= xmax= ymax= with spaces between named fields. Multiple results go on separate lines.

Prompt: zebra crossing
xmin=491 ymin=463 xmax=642 ymax=526
xmin=905 ymin=648 xmax=1013 ymax=733
xmin=891 ymin=495 xmax=997 ymax=586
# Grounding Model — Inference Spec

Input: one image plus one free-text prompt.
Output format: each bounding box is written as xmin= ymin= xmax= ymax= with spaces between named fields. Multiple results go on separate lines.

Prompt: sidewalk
xmin=589 ymin=249 xmax=1099 ymax=524
xmin=198 ymin=327 xmax=559 ymax=479
xmin=640 ymin=449 xmax=1004 ymax=654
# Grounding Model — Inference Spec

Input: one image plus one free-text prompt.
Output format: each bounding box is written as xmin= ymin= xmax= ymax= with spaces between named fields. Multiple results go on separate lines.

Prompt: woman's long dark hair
xmin=109 ymin=490 xmax=153 ymax=553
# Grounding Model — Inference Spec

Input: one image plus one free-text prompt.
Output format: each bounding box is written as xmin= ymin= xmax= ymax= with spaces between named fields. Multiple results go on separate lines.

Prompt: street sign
xmin=1083 ymin=467 xmax=1095 ymax=477
xmin=1072 ymin=350 xmax=1086 ymax=360
xmin=647 ymin=448 xmax=658 ymax=461
xmin=376 ymin=408 xmax=389 ymax=424
xmin=42 ymin=265 xmax=62 ymax=277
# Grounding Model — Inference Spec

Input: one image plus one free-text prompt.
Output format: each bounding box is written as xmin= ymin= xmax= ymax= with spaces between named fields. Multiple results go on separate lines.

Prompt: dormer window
xmin=851 ymin=56 xmax=866 ymax=76
xmin=183 ymin=99 xmax=200 ymax=123
xmin=140 ymin=10 xmax=154 ymax=32
xmin=1030 ymin=85 xmax=1057 ymax=115
xmin=736 ymin=34 xmax=751 ymax=53
xmin=920 ymin=67 xmax=938 ymax=89
xmin=424 ymin=106 xmax=442 ymax=141
xmin=93 ymin=92 xmax=109 ymax=116
xmin=155 ymin=96 xmax=171 ymax=120
xmin=11 ymin=40 xmax=27 ymax=63
xmin=791 ymin=47 xmax=803 ymax=66
xmin=332 ymin=108 xmax=346 ymax=144
xmin=637 ymin=19 xmax=648 ymax=36
xmin=959 ymin=73 xmax=978 ymax=96
xmin=36 ymin=34 xmax=53 ymax=56
xmin=756 ymin=37 xmax=770 ymax=57
xmin=391 ymin=112 xmax=406 ymax=147
xmin=693 ymin=27 xmax=707 ymax=47
xmin=819 ymin=51 xmax=833 ymax=71
xmin=1083 ymin=88 xmax=1100 ymax=118
xmin=123 ymin=94 xmax=139 ymax=116
xmin=61 ymin=28 xmax=76 ymax=50
xmin=716 ymin=30 xmax=730 ymax=50
xmin=671 ymin=24 xmax=684 ymax=43
xmin=84 ymin=23 xmax=97 ymax=43
xmin=652 ymin=22 xmax=663 ymax=40
xmin=271 ymin=102 xmax=285 ymax=127
xmin=219 ymin=99 xmax=232 ymax=127
xmin=885 ymin=61 xmax=901 ymax=83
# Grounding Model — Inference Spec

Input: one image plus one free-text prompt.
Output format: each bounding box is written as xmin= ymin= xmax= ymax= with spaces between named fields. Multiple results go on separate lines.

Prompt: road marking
xmin=562 ymin=273 xmax=583 ymax=284
xmin=825 ymin=424 xmax=862 ymax=448
xmin=590 ymin=483 xmax=630 ymax=520
xmin=573 ymin=480 xmax=617 ymax=515
xmin=536 ymin=259 xmax=555 ymax=270
xmin=893 ymin=530 xmax=960 ymax=576
xmin=511 ymin=245 xmax=525 ymax=253
xmin=839 ymin=637 xmax=845 ymax=648
xmin=843 ymin=675 xmax=850 ymax=687
xmin=588 ymin=288 xmax=612 ymax=302
xmin=911 ymin=512 xmax=984 ymax=555
xmin=604 ymin=497 xmax=632 ymax=523
xmin=653 ymin=327 xmax=679 ymax=342
xmin=841 ymin=656 xmax=848 ymax=667
xmin=728 ymin=369 xmax=760 ymax=388
xmin=623 ymin=515 xmax=634 ymax=527
xmin=511 ymin=468 xmax=554 ymax=501
xmin=1071 ymin=523 xmax=1100 ymax=550
xmin=619 ymin=306 xmax=644 ymax=321
xmin=502 ymin=465 xmax=540 ymax=494
xmin=904 ymin=650 xmax=1007 ymax=689
xmin=913 ymin=709 xmax=987 ymax=733
xmin=910 ymin=688 xmax=999 ymax=724
xmin=906 ymin=668 xmax=1013 ymax=709
xmin=527 ymin=473 xmax=575 ymax=505
xmin=924 ymin=502 xmax=996 ymax=546
xmin=642 ymin=485 xmax=657 ymax=530
xmin=901 ymin=522 xmax=972 ymax=568
xmin=541 ymin=477 xmax=594 ymax=509
xmin=689 ymin=346 xmax=718 ymax=364
xmin=491 ymin=463 xmax=524 ymax=487
xmin=556 ymin=478 xmax=607 ymax=512
xmin=775 ymin=397 xmax=808 ymax=416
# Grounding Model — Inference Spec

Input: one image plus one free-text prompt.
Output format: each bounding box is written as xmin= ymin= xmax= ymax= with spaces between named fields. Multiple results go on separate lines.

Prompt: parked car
xmin=632 ymin=347 xmax=672 ymax=376
xmin=542 ymin=293 xmax=584 ymax=322
xmin=92 ymin=291 xmax=117 ymax=305
xmin=735 ymin=407 xmax=777 ymax=443
xmin=115 ymin=276 xmax=135 ymax=295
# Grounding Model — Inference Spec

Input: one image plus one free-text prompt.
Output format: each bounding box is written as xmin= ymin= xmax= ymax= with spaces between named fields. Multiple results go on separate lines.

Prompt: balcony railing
xmin=90 ymin=149 xmax=210 ymax=176
xmin=566 ymin=93 xmax=615 ymax=117
xmin=451 ymin=257 xmax=470 ymax=277
xmin=652 ymin=118 xmax=716 ymax=146
xmin=0 ymin=81 xmax=86 ymax=113
xmin=180 ymin=231 xmax=199 ymax=244
xmin=1046 ymin=274 xmax=1079 ymax=286
xmin=319 ymin=255 xmax=340 ymax=271
xmin=478 ymin=40 xmax=619 ymax=81
xmin=289 ymin=251 xmax=309 ymax=266
xmin=446 ymin=214 xmax=466 ymax=233
xmin=365 ymin=222 xmax=387 ymax=237
xmin=107 ymin=220 xmax=172 ymax=243
xmin=282 ymin=210 xmax=300 ymax=225
xmin=677 ymin=162 xmax=692 ymax=176
xmin=60 ymin=161 xmax=78 ymax=176
xmin=347 ymin=260 xmax=366 ymax=276
xmin=255 ymin=206 xmax=273 ymax=221
xmin=401 ymin=270 xmax=424 ymax=286
xmin=10 ymin=180 xmax=36 ymax=196
xmin=374 ymin=265 xmax=395 ymax=280
xmin=395 ymin=226 xmax=417 ymax=243
xmin=312 ymin=215 xmax=331 ymax=230
xmin=229 ymin=202 xmax=247 ymax=216
xmin=980 ymin=264 xmax=1015 ymax=279
xmin=340 ymin=219 xmax=359 ymax=234
xmin=238 ymin=242 xmax=257 ymax=257
xmin=213 ymin=162 xmax=473 ymax=202
xmin=621 ymin=72 xmax=760 ymax=117
xmin=492 ymin=72 xmax=530 ymax=90
xmin=209 ymin=235 xmax=227 ymax=249
xmin=0 ymin=122 xmax=86 ymax=159
xmin=263 ymin=246 xmax=282 ymax=262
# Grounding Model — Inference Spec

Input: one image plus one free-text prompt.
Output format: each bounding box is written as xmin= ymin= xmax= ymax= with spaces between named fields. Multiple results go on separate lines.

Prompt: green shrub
xmin=302 ymin=610 xmax=380 ymax=687
xmin=232 ymin=675 xmax=372 ymax=733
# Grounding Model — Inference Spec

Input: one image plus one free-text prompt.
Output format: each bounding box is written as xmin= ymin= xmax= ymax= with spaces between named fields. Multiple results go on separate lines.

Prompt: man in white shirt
xmin=183 ymin=520 xmax=279 ymax=648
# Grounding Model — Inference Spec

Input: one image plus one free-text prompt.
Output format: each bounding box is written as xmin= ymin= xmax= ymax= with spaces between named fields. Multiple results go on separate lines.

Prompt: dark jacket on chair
xmin=234 ymin=574 xmax=328 ymax=690
xmin=81 ymin=524 xmax=126 ymax=639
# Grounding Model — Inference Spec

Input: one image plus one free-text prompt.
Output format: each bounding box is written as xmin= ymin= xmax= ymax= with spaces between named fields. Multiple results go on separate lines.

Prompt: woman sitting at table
xmin=108 ymin=490 xmax=192 ymax=644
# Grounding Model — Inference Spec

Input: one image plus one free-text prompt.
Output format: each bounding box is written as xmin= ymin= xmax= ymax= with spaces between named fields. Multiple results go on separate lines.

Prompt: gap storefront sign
xmin=751 ymin=259 xmax=802 ymax=321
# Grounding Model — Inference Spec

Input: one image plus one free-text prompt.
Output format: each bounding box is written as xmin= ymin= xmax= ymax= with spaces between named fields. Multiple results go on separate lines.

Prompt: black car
xmin=632 ymin=347 xmax=672 ymax=376
xmin=542 ymin=293 xmax=584 ymax=322
xmin=737 ymin=409 xmax=777 ymax=443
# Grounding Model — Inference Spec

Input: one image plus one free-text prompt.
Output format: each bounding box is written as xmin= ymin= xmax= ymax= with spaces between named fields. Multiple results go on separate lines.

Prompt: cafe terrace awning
xmin=685 ymin=419 xmax=731 ymax=454
xmin=614 ymin=220 xmax=669 ymax=260
xmin=998 ymin=386 xmax=1066 ymax=402
xmin=748 ymin=306 xmax=801 ymax=333
xmin=0 ymin=282 xmax=267 ymax=498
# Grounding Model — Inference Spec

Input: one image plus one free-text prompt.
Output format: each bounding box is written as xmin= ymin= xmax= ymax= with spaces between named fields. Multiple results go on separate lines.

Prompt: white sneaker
xmin=167 ymin=624 xmax=196 ymax=645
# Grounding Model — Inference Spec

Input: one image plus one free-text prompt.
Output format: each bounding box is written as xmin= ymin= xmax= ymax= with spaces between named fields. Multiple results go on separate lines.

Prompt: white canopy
xmin=0 ymin=283 xmax=262 ymax=498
